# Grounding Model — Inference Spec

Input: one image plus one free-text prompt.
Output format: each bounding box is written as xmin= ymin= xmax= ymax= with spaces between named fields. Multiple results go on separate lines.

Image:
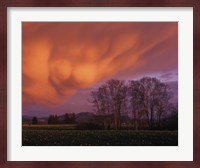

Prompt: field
xmin=22 ymin=125 xmax=178 ymax=146
xmin=23 ymin=124 xmax=77 ymax=130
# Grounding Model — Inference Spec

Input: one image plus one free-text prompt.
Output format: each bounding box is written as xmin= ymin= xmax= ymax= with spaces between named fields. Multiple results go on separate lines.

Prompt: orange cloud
xmin=22 ymin=22 xmax=178 ymax=106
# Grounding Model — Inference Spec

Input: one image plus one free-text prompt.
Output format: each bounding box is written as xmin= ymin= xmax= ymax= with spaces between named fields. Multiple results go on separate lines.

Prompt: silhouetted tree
xmin=129 ymin=80 xmax=144 ymax=130
xmin=107 ymin=79 xmax=127 ymax=130
xmin=48 ymin=115 xmax=59 ymax=124
xmin=163 ymin=102 xmax=178 ymax=130
xmin=90 ymin=79 xmax=127 ymax=130
xmin=90 ymin=77 xmax=175 ymax=130
xmin=32 ymin=117 xmax=38 ymax=125
xmin=48 ymin=115 xmax=54 ymax=124
xmin=128 ymin=77 xmax=173 ymax=129
xmin=64 ymin=113 xmax=76 ymax=124
xmin=64 ymin=113 xmax=70 ymax=124
xmin=55 ymin=115 xmax=59 ymax=124
xmin=72 ymin=113 xmax=76 ymax=124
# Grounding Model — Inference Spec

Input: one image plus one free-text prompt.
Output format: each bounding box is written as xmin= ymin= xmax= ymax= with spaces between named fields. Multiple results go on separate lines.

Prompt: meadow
xmin=22 ymin=125 xmax=178 ymax=146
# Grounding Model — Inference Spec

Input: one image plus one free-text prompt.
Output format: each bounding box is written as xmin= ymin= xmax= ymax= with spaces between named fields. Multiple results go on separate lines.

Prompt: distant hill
xmin=75 ymin=112 xmax=96 ymax=123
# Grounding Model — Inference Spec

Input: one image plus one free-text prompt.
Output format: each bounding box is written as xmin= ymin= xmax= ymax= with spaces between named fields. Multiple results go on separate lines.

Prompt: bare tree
xmin=90 ymin=77 xmax=174 ymax=130
xmin=90 ymin=79 xmax=127 ymax=130
xmin=107 ymin=79 xmax=127 ymax=130
xmin=128 ymin=80 xmax=144 ymax=130
xmin=153 ymin=82 xmax=172 ymax=128
xmin=90 ymin=84 xmax=108 ymax=115
xmin=128 ymin=77 xmax=173 ymax=129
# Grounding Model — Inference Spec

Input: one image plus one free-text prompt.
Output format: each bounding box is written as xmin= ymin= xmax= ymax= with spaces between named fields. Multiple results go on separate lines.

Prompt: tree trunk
xmin=150 ymin=106 xmax=154 ymax=129
xmin=114 ymin=113 xmax=118 ymax=130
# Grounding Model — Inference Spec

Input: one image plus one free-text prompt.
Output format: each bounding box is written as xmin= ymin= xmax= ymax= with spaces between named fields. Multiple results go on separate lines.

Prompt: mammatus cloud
xmin=22 ymin=22 xmax=178 ymax=107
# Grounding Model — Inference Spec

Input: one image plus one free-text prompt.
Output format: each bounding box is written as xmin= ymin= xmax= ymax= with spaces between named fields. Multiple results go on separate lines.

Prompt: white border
xmin=7 ymin=7 xmax=193 ymax=161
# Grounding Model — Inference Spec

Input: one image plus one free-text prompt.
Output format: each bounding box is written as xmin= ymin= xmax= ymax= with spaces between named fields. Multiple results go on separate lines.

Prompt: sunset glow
xmin=22 ymin=22 xmax=178 ymax=116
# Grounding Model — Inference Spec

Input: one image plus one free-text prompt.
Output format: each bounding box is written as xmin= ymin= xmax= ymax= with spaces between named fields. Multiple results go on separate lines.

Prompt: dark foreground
xmin=22 ymin=127 xmax=178 ymax=146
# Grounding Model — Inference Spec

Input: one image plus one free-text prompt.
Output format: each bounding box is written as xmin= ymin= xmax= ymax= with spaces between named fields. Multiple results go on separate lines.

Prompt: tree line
xmin=90 ymin=77 xmax=178 ymax=130
xmin=48 ymin=113 xmax=76 ymax=124
xmin=32 ymin=113 xmax=76 ymax=125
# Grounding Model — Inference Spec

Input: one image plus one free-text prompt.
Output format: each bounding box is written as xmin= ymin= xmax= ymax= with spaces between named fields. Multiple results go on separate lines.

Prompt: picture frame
xmin=0 ymin=0 xmax=199 ymax=168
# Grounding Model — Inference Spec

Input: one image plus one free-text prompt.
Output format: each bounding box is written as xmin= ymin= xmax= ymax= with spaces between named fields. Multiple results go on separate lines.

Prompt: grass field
xmin=22 ymin=125 xmax=178 ymax=146
xmin=23 ymin=124 xmax=77 ymax=130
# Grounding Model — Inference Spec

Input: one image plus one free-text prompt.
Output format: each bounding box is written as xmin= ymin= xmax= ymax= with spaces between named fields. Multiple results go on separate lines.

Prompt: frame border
xmin=0 ymin=0 xmax=200 ymax=168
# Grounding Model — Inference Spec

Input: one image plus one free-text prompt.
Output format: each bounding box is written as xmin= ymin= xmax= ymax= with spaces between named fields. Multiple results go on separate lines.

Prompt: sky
xmin=22 ymin=22 xmax=178 ymax=117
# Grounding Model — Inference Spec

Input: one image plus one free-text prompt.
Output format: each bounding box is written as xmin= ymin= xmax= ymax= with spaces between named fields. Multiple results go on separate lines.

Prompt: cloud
xmin=22 ymin=22 xmax=178 ymax=107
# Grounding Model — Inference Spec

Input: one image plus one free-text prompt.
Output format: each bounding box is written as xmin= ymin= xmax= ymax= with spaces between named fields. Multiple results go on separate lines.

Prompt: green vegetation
xmin=22 ymin=125 xmax=178 ymax=146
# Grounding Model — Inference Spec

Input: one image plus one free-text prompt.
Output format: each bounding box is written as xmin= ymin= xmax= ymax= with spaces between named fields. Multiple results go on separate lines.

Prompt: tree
xmin=106 ymin=79 xmax=127 ymax=130
xmin=32 ymin=117 xmax=38 ymax=125
xmin=48 ymin=115 xmax=59 ymax=124
xmin=90 ymin=79 xmax=127 ymax=130
xmin=128 ymin=77 xmax=173 ymax=129
xmin=90 ymin=77 xmax=174 ymax=130
xmin=55 ymin=115 xmax=59 ymax=124
xmin=72 ymin=113 xmax=76 ymax=124
xmin=64 ymin=113 xmax=70 ymax=124
xmin=153 ymin=82 xmax=172 ymax=129
xmin=48 ymin=115 xmax=54 ymax=124
xmin=163 ymin=102 xmax=178 ymax=130
xmin=64 ymin=113 xmax=76 ymax=124
xmin=128 ymin=80 xmax=144 ymax=130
